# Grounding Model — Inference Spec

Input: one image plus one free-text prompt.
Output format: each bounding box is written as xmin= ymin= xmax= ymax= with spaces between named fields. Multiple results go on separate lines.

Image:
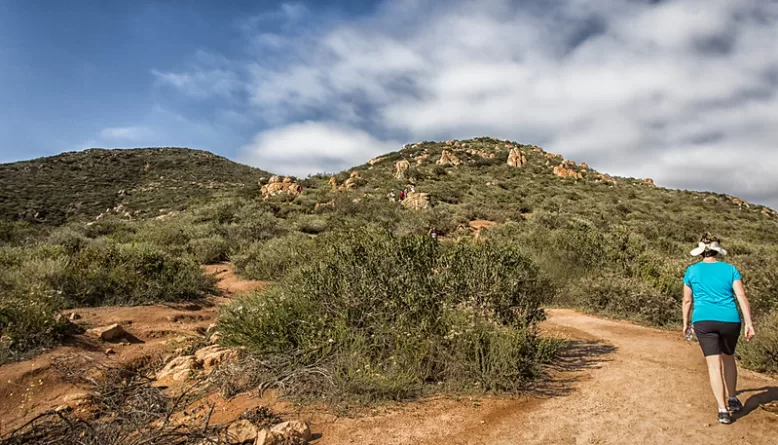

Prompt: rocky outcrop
xmin=261 ymin=176 xmax=301 ymax=199
xmin=414 ymin=153 xmax=430 ymax=165
xmin=595 ymin=173 xmax=618 ymax=185
xmin=339 ymin=171 xmax=363 ymax=191
xmin=394 ymin=160 xmax=411 ymax=180
xmin=643 ymin=178 xmax=656 ymax=187
xmin=553 ymin=160 xmax=583 ymax=179
xmin=401 ymin=192 xmax=431 ymax=210
xmin=507 ymin=148 xmax=528 ymax=167
xmin=580 ymin=162 xmax=589 ymax=170
xmin=368 ymin=155 xmax=386 ymax=166
xmin=436 ymin=150 xmax=462 ymax=166
xmin=329 ymin=176 xmax=338 ymax=192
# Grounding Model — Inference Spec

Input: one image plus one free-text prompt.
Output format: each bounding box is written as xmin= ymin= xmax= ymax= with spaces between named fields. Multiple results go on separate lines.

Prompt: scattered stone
xmin=87 ymin=323 xmax=127 ymax=342
xmin=195 ymin=345 xmax=238 ymax=372
xmin=226 ymin=419 xmax=259 ymax=444
xmin=156 ymin=356 xmax=198 ymax=381
xmin=270 ymin=420 xmax=312 ymax=442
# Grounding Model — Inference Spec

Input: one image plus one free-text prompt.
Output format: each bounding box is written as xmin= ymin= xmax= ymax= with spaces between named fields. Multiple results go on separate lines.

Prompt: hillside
xmin=0 ymin=147 xmax=270 ymax=224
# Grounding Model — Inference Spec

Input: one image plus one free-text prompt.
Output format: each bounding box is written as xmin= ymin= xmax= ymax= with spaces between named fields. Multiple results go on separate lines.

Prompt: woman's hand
xmin=745 ymin=324 xmax=756 ymax=341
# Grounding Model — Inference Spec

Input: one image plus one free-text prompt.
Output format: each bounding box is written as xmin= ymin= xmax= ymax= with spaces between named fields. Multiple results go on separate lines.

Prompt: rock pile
xmin=437 ymin=150 xmax=462 ymax=166
xmin=507 ymin=148 xmax=528 ymax=168
xmin=261 ymin=176 xmax=301 ymax=199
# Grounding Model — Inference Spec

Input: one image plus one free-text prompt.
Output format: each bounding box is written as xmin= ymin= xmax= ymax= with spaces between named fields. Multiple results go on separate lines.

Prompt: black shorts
xmin=693 ymin=321 xmax=741 ymax=356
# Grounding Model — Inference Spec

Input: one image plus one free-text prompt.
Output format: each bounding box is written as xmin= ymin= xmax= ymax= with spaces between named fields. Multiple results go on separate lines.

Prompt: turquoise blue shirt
xmin=683 ymin=261 xmax=742 ymax=323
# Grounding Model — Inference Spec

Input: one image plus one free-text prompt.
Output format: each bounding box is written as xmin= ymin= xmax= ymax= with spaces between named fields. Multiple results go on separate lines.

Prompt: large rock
xmin=643 ymin=178 xmax=656 ymax=187
xmin=401 ymin=192 xmax=431 ymax=210
xmin=270 ymin=420 xmax=312 ymax=442
xmin=87 ymin=323 xmax=126 ymax=342
xmin=506 ymin=148 xmax=527 ymax=168
xmin=329 ymin=176 xmax=338 ymax=192
xmin=226 ymin=419 xmax=259 ymax=444
xmin=436 ymin=150 xmax=462 ymax=166
xmin=156 ymin=356 xmax=198 ymax=381
xmin=394 ymin=160 xmax=411 ymax=180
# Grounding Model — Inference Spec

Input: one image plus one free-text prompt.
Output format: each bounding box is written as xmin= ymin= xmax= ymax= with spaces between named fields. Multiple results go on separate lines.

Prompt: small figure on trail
xmin=297 ymin=184 xmax=303 ymax=194
xmin=399 ymin=190 xmax=406 ymax=201
xmin=682 ymin=233 xmax=756 ymax=425
xmin=429 ymin=227 xmax=438 ymax=243
xmin=389 ymin=190 xmax=396 ymax=201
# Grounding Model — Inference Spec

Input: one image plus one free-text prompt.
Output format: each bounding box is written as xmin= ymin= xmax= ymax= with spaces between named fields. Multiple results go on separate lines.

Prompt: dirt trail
xmin=314 ymin=309 xmax=778 ymax=445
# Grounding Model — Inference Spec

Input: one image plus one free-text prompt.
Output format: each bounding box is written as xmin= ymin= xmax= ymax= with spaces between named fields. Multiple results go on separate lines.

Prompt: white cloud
xmin=239 ymin=121 xmax=401 ymax=176
xmin=99 ymin=126 xmax=155 ymax=141
xmin=160 ymin=0 xmax=778 ymax=208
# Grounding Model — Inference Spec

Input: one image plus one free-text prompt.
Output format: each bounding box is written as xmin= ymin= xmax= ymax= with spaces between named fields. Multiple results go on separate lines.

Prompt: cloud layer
xmin=154 ymin=0 xmax=778 ymax=208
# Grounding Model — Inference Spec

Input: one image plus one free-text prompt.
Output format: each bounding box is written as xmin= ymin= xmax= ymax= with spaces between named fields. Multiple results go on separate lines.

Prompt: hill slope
xmin=0 ymin=147 xmax=270 ymax=224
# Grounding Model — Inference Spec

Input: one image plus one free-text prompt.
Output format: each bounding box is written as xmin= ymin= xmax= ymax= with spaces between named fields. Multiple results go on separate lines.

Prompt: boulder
xmin=156 ymin=356 xmax=198 ymax=381
xmin=436 ymin=150 xmax=462 ymax=166
xmin=643 ymin=178 xmax=656 ymax=187
xmin=580 ymin=162 xmax=589 ymax=170
xmin=255 ymin=429 xmax=280 ymax=445
xmin=261 ymin=176 xmax=301 ymax=199
xmin=506 ymin=148 xmax=528 ymax=168
xmin=339 ymin=171 xmax=363 ymax=191
xmin=226 ymin=419 xmax=259 ymax=444
xmin=87 ymin=324 xmax=126 ymax=342
xmin=369 ymin=155 xmax=386 ymax=165
xmin=394 ymin=160 xmax=411 ymax=180
xmin=270 ymin=420 xmax=312 ymax=442
xmin=329 ymin=176 xmax=338 ymax=192
xmin=401 ymin=192 xmax=431 ymax=210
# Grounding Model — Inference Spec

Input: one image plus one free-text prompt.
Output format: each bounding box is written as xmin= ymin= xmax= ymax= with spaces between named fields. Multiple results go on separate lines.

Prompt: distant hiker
xmin=389 ymin=190 xmax=396 ymax=201
xmin=297 ymin=184 xmax=303 ymax=194
xmin=429 ymin=227 xmax=438 ymax=243
xmin=410 ymin=185 xmax=416 ymax=193
xmin=399 ymin=190 xmax=406 ymax=201
xmin=682 ymin=233 xmax=756 ymax=425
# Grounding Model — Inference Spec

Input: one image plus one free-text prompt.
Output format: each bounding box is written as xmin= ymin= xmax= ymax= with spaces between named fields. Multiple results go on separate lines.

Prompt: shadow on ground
xmin=736 ymin=386 xmax=778 ymax=421
xmin=531 ymin=339 xmax=617 ymax=398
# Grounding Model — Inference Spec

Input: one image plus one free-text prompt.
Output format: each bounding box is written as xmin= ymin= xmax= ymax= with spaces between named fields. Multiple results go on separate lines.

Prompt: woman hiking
xmin=682 ymin=233 xmax=756 ymax=424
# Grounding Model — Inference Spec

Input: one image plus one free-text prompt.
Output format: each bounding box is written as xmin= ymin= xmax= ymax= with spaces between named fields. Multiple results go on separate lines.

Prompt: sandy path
xmin=314 ymin=309 xmax=778 ymax=445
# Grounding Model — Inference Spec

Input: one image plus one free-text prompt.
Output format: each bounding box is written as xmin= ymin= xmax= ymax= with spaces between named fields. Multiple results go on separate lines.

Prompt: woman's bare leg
xmin=705 ymin=354 xmax=727 ymax=409
xmin=721 ymin=353 xmax=738 ymax=399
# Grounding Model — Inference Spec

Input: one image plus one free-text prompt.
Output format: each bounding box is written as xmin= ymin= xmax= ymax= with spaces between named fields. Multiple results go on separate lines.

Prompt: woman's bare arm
xmin=682 ymin=285 xmax=693 ymax=333
xmin=733 ymin=279 xmax=756 ymax=340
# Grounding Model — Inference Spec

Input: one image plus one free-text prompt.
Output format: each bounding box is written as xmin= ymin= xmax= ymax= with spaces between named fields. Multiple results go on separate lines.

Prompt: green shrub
xmin=219 ymin=230 xmax=557 ymax=403
xmin=567 ymin=275 xmax=680 ymax=326
xmin=187 ymin=236 xmax=232 ymax=264
xmin=232 ymin=235 xmax=314 ymax=281
xmin=738 ymin=310 xmax=778 ymax=374
xmin=0 ymin=288 xmax=73 ymax=363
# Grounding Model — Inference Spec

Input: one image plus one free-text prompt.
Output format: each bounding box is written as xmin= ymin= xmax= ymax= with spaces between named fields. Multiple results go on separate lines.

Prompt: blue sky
xmin=1 ymin=0 xmax=777 ymax=208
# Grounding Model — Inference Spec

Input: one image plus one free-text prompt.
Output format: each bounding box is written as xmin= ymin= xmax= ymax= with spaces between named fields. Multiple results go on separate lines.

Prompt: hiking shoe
xmin=728 ymin=398 xmax=743 ymax=413
xmin=718 ymin=411 xmax=733 ymax=425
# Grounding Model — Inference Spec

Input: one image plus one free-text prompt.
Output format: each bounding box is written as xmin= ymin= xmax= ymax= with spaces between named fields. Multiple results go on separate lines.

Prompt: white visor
xmin=690 ymin=241 xmax=728 ymax=257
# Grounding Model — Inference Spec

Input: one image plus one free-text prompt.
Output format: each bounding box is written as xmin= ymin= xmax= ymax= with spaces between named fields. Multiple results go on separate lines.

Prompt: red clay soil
xmin=0 ymin=264 xmax=266 ymax=435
